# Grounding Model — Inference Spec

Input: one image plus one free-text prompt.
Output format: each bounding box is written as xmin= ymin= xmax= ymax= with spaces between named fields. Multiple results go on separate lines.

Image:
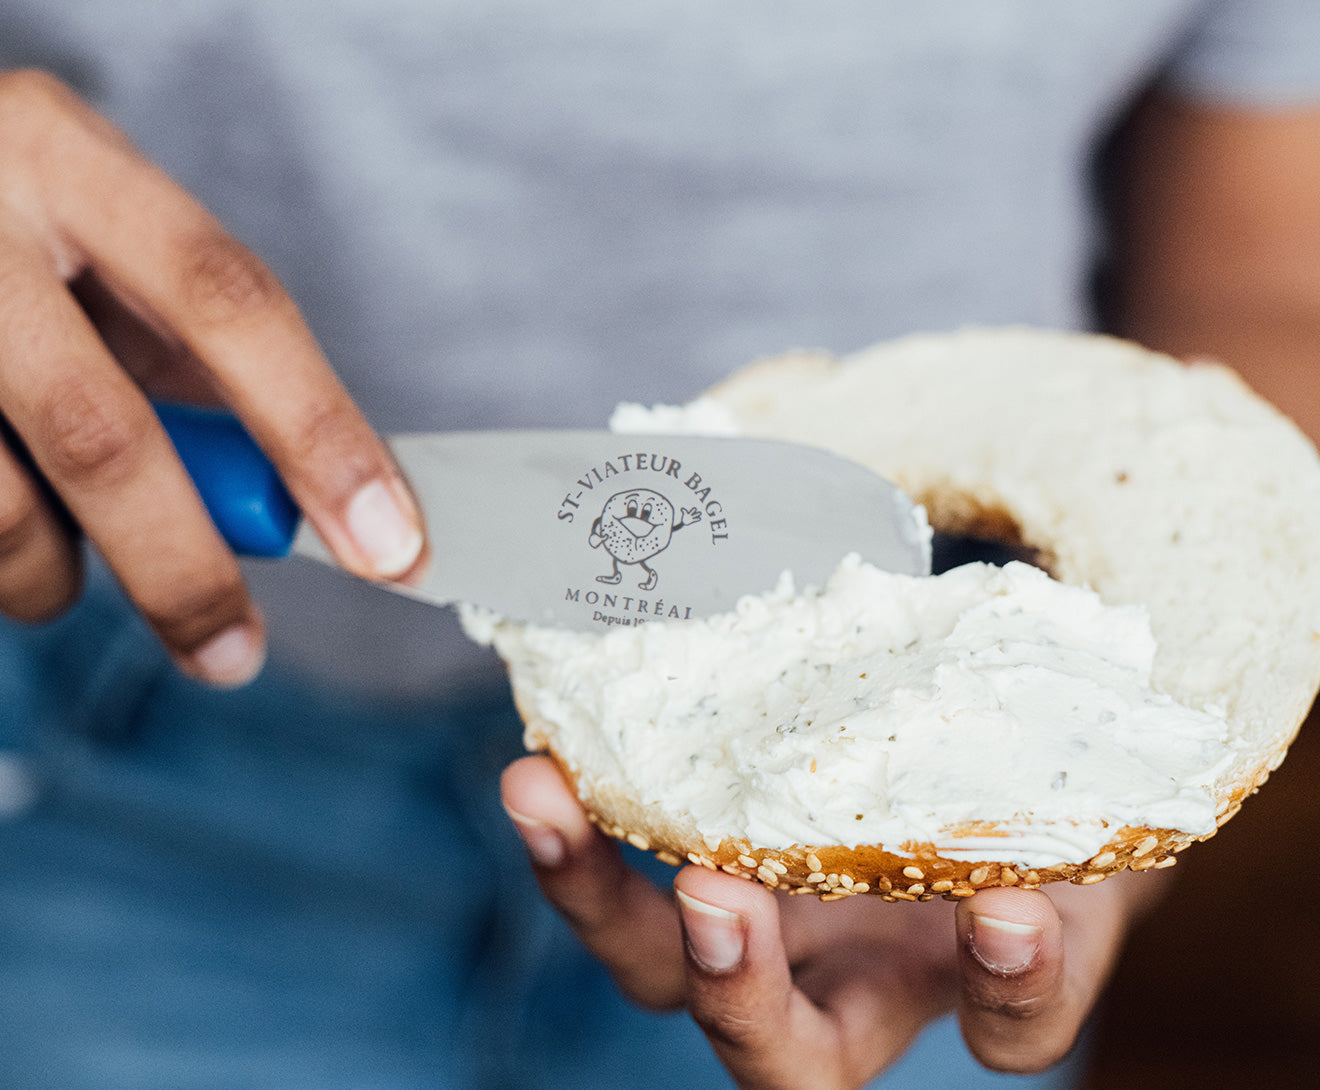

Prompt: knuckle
xmin=178 ymin=230 xmax=285 ymax=327
xmin=287 ymin=400 xmax=379 ymax=495
xmin=36 ymin=375 xmax=146 ymax=487
xmin=142 ymin=576 xmax=248 ymax=655
xmin=0 ymin=68 xmax=76 ymax=124
xmin=688 ymin=1001 xmax=764 ymax=1052
xmin=964 ymin=977 xmax=1050 ymax=1022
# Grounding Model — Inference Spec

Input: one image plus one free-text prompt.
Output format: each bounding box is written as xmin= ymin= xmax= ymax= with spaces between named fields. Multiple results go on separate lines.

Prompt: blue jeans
xmin=0 ymin=566 xmax=1080 ymax=1089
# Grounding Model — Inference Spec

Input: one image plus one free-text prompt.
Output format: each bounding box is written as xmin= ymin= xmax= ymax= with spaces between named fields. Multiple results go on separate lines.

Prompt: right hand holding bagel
xmin=0 ymin=69 xmax=425 ymax=685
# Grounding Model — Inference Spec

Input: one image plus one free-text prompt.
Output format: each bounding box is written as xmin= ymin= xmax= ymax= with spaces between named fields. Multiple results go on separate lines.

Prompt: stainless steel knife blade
xmin=293 ymin=430 xmax=930 ymax=630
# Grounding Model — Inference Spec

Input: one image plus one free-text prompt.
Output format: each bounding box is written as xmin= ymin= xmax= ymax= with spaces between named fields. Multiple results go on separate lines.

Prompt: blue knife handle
xmin=154 ymin=402 xmax=301 ymax=558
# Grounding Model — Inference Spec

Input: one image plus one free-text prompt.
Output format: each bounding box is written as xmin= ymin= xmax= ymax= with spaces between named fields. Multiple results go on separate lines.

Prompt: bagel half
xmin=472 ymin=328 xmax=1320 ymax=899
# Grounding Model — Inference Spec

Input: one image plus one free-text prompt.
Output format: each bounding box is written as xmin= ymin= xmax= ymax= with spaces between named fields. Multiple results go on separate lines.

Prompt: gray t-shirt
xmin=4 ymin=0 xmax=1320 ymax=697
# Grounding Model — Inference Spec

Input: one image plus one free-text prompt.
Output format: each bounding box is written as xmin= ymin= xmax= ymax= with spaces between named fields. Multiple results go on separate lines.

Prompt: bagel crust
xmin=477 ymin=329 xmax=1320 ymax=897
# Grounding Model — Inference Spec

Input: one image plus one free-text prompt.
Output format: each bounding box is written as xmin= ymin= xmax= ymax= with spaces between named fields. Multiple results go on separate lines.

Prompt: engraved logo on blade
xmin=588 ymin=489 xmax=700 ymax=591
xmin=556 ymin=449 xmax=731 ymax=628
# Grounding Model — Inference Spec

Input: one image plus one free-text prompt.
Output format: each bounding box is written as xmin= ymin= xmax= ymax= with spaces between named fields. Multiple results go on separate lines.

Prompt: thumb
xmin=956 ymin=887 xmax=1081 ymax=1074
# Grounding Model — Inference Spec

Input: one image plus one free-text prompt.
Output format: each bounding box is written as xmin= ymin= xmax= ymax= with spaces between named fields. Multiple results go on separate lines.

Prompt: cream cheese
xmin=466 ymin=557 xmax=1234 ymax=868
xmin=462 ymin=398 xmax=1235 ymax=869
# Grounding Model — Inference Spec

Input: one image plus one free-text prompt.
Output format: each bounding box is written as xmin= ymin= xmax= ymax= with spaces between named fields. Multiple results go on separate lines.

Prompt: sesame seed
xmin=951 ymin=887 xmax=976 ymax=898
xmin=757 ymin=866 xmax=779 ymax=886
xmin=1154 ymin=856 xmax=1178 ymax=869
xmin=902 ymin=866 xmax=924 ymax=880
xmin=826 ymin=873 xmax=841 ymax=888
xmin=1000 ymin=868 xmax=1019 ymax=885
xmin=1131 ymin=856 xmax=1157 ymax=870
xmin=931 ymin=880 xmax=954 ymax=893
xmin=890 ymin=891 xmax=917 ymax=902
xmin=852 ymin=882 xmax=870 ymax=894
xmin=1132 ymin=836 xmax=1160 ymax=858
xmin=807 ymin=872 xmax=827 ymax=884
xmin=806 ymin=854 xmax=823 ymax=873
xmin=907 ymin=883 xmax=925 ymax=896
xmin=819 ymin=892 xmax=849 ymax=902
xmin=766 ymin=858 xmax=789 ymax=875
xmin=721 ymin=864 xmax=741 ymax=876
xmin=738 ymin=854 xmax=758 ymax=869
xmin=1089 ymin=851 xmax=1116 ymax=870
xmin=839 ymin=874 xmax=855 ymax=890
xmin=626 ymin=832 xmax=650 ymax=851
xmin=1078 ymin=873 xmax=1107 ymax=885
xmin=656 ymin=851 xmax=681 ymax=867
xmin=969 ymin=867 xmax=989 ymax=885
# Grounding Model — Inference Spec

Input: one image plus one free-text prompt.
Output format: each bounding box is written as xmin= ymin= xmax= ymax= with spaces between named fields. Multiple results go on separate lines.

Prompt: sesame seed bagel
xmin=485 ymin=328 xmax=1320 ymax=899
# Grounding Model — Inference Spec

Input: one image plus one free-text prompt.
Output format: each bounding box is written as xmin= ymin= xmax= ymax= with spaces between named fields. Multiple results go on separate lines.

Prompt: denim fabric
xmin=0 ymin=567 xmax=1079 ymax=1089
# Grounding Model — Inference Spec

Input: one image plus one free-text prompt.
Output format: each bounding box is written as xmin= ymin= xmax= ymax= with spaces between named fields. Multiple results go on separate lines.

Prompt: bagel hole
xmin=931 ymin=534 xmax=1046 ymax=575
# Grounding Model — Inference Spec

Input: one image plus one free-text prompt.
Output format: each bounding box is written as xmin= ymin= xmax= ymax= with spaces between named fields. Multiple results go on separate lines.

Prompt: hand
xmin=502 ymin=755 xmax=1170 ymax=1089
xmin=0 ymin=70 xmax=424 ymax=684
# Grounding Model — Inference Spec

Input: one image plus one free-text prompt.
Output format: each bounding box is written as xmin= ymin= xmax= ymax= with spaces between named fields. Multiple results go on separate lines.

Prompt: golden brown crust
xmin=534 ymin=734 xmax=1201 ymax=899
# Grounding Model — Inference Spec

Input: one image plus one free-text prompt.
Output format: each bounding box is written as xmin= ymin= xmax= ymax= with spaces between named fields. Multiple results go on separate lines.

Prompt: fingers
xmin=500 ymin=756 xmax=688 ymax=1008
xmin=28 ymin=77 xmax=423 ymax=582
xmin=674 ymin=868 xmax=950 ymax=1090
xmin=0 ymin=70 xmax=424 ymax=681
xmin=956 ymin=880 xmax=1134 ymax=1073
xmin=674 ymin=866 xmax=837 ymax=1090
xmin=0 ymin=429 xmax=80 ymax=622
xmin=0 ymin=238 xmax=266 ymax=682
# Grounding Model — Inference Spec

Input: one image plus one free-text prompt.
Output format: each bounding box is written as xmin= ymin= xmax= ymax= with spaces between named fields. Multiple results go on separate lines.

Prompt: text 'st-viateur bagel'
xmin=466 ymin=328 xmax=1320 ymax=900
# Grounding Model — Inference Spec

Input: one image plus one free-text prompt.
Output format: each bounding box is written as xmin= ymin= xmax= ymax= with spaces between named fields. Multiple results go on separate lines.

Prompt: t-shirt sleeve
xmin=1161 ymin=0 xmax=1320 ymax=106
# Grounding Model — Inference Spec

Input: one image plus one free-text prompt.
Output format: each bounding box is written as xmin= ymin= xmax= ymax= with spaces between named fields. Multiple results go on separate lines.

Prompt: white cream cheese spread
xmin=466 ymin=557 xmax=1234 ymax=869
xmin=462 ymin=400 xmax=1236 ymax=869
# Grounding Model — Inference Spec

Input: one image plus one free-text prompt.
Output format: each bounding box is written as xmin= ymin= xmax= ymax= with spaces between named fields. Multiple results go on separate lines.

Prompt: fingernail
xmin=676 ymin=889 xmax=747 ymax=973
xmin=968 ymin=913 xmax=1042 ymax=976
xmin=504 ymin=805 xmax=567 ymax=869
xmin=189 ymin=623 xmax=265 ymax=687
xmin=346 ymin=479 xmax=424 ymax=578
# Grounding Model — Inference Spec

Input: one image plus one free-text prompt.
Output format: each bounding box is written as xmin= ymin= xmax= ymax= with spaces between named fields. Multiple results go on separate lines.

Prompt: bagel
xmin=468 ymin=328 xmax=1320 ymax=899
